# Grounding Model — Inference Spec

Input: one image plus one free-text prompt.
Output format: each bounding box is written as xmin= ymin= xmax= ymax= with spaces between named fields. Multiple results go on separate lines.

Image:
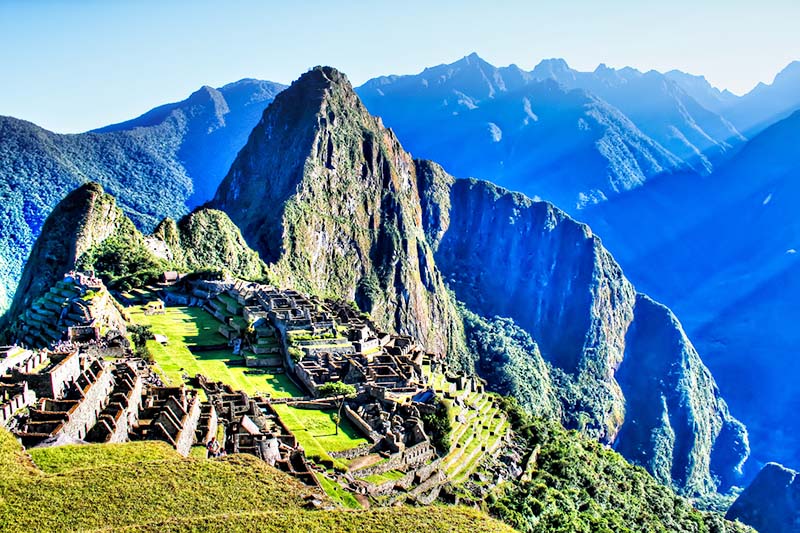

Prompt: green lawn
xmin=129 ymin=306 xmax=301 ymax=398
xmin=273 ymin=404 xmax=368 ymax=460
xmin=29 ymin=441 xmax=180 ymax=474
xmin=362 ymin=469 xmax=406 ymax=485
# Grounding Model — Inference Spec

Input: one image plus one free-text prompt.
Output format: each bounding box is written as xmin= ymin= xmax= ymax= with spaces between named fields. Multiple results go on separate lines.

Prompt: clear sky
xmin=1 ymin=0 xmax=798 ymax=133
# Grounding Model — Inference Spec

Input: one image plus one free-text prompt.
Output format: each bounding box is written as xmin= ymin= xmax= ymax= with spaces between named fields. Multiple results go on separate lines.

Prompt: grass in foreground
xmin=129 ymin=305 xmax=301 ymax=398
xmin=29 ymin=441 xmax=180 ymax=473
xmin=316 ymin=472 xmax=362 ymax=509
xmin=0 ymin=430 xmax=512 ymax=533
xmin=113 ymin=507 xmax=512 ymax=532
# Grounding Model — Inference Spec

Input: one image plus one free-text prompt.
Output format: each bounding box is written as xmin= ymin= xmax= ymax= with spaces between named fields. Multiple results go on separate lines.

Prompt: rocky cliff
xmin=423 ymin=177 xmax=748 ymax=495
xmin=212 ymin=67 xmax=468 ymax=367
xmin=726 ymin=462 xmax=800 ymax=533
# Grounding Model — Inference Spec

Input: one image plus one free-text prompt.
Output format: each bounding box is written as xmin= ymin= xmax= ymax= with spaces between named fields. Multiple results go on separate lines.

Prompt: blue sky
xmin=1 ymin=0 xmax=798 ymax=133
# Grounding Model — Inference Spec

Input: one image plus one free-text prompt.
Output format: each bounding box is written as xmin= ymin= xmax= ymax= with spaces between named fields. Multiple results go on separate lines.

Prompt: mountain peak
xmin=773 ymin=60 xmax=800 ymax=83
xmin=532 ymin=57 xmax=572 ymax=76
xmin=300 ymin=65 xmax=352 ymax=89
xmin=461 ymin=51 xmax=485 ymax=64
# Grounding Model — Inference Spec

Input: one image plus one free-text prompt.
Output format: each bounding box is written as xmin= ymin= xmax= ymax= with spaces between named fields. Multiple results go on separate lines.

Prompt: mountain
xmin=212 ymin=66 xmax=748 ymax=495
xmin=94 ymin=79 xmax=287 ymax=206
xmin=579 ymin=109 xmax=800 ymax=472
xmin=664 ymin=70 xmax=739 ymax=115
xmin=1 ymin=182 xmax=265 ymax=335
xmin=726 ymin=462 xmax=800 ymax=533
xmin=530 ymin=59 xmax=745 ymax=173
xmin=722 ymin=61 xmax=800 ymax=135
xmin=0 ymin=78 xmax=284 ymax=314
xmin=357 ymin=54 xmax=682 ymax=211
xmin=212 ymin=67 xmax=469 ymax=367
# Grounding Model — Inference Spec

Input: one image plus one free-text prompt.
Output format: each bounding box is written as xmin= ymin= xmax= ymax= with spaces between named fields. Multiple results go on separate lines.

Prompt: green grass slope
xmin=0 ymin=429 xmax=511 ymax=533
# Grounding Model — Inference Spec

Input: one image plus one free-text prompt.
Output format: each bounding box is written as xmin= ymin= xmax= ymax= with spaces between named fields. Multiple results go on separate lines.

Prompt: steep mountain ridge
xmin=529 ymin=59 xmax=745 ymax=172
xmin=579 ymin=109 xmax=800 ymax=471
xmin=0 ymin=78 xmax=283 ymax=313
xmin=721 ymin=61 xmax=800 ymax=135
xmin=664 ymin=70 xmax=739 ymax=115
xmin=213 ymin=67 xmax=468 ymax=366
xmin=212 ymin=67 xmax=748 ymax=495
xmin=423 ymin=177 xmax=748 ymax=495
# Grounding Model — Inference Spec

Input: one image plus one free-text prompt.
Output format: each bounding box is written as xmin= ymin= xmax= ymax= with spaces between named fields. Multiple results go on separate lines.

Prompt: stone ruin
xmin=14 ymin=350 xmax=115 ymax=447
xmin=129 ymin=386 xmax=201 ymax=457
xmin=14 ymin=271 xmax=126 ymax=349
xmin=195 ymin=376 xmax=318 ymax=487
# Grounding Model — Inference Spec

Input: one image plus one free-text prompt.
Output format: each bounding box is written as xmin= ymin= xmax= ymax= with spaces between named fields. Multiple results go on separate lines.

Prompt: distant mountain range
xmin=354 ymin=54 xmax=800 ymax=475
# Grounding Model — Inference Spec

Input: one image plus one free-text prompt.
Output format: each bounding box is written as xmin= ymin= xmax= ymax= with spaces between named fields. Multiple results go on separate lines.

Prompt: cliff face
xmin=430 ymin=178 xmax=635 ymax=441
xmin=615 ymin=295 xmax=748 ymax=495
xmin=213 ymin=67 xmax=468 ymax=367
xmin=424 ymin=177 xmax=748 ymax=495
xmin=727 ymin=462 xmax=800 ymax=533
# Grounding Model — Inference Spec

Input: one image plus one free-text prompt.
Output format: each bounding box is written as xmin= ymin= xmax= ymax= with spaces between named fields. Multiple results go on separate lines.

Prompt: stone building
xmin=130 ymin=386 xmax=201 ymax=457
xmin=86 ymin=361 xmax=143 ymax=443
xmin=16 ymin=356 xmax=114 ymax=446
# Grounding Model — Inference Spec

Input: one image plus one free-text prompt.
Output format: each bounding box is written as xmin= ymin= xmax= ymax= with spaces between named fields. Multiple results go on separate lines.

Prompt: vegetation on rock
xmin=488 ymin=399 xmax=753 ymax=533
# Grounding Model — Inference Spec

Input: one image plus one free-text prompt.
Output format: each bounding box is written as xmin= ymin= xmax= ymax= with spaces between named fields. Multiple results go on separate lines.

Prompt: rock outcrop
xmin=727 ymin=462 xmax=800 ymax=533
xmin=213 ymin=67 xmax=468 ymax=367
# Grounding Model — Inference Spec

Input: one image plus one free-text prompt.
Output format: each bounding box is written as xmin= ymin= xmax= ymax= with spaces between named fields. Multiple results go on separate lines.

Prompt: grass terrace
xmin=128 ymin=306 xmax=301 ymax=398
xmin=272 ymin=404 xmax=368 ymax=466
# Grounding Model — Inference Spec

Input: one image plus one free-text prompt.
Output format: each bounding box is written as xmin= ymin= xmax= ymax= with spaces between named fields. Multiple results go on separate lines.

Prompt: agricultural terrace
xmin=128 ymin=306 xmax=299 ymax=398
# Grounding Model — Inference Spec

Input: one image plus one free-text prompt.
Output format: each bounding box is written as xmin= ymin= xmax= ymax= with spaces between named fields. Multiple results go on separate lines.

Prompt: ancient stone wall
xmin=61 ymin=364 xmax=114 ymax=440
xmin=175 ymin=395 xmax=201 ymax=456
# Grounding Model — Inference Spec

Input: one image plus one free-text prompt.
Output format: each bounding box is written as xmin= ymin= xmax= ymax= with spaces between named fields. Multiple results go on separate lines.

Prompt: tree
xmin=128 ymin=323 xmax=153 ymax=361
xmin=317 ymin=381 xmax=356 ymax=435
